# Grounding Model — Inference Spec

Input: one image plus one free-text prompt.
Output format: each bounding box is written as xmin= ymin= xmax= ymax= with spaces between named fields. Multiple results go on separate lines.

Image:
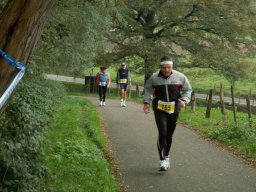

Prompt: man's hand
xmin=116 ymin=83 xmax=119 ymax=88
xmin=143 ymin=103 xmax=150 ymax=114
xmin=178 ymin=99 xmax=186 ymax=108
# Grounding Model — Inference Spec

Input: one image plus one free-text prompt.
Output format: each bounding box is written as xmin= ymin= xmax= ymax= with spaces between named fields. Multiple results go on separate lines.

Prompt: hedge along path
xmin=86 ymin=96 xmax=256 ymax=192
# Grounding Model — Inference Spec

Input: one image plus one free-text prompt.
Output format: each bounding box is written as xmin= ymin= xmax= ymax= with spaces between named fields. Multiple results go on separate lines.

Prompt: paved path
xmin=87 ymin=97 xmax=256 ymax=192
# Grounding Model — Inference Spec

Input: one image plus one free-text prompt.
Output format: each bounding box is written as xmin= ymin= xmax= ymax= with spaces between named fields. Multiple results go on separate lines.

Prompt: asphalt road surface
xmin=87 ymin=97 xmax=256 ymax=192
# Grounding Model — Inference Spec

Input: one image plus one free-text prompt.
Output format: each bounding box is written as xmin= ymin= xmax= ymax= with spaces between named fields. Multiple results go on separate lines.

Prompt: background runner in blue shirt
xmin=96 ymin=66 xmax=111 ymax=106
xmin=116 ymin=63 xmax=131 ymax=107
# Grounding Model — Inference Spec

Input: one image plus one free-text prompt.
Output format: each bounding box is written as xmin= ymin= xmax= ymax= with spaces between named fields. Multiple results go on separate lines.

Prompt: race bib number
xmin=120 ymin=79 xmax=127 ymax=83
xmin=99 ymin=82 xmax=107 ymax=86
xmin=157 ymin=100 xmax=175 ymax=114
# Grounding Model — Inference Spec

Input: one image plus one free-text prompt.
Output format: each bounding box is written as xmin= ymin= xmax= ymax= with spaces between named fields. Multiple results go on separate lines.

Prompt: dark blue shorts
xmin=120 ymin=83 xmax=128 ymax=91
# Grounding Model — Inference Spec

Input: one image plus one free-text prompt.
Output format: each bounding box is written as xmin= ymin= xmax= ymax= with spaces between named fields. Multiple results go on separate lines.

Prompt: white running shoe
xmin=99 ymin=101 xmax=103 ymax=106
xmin=120 ymin=99 xmax=123 ymax=106
xmin=122 ymin=100 xmax=126 ymax=107
xmin=159 ymin=160 xmax=169 ymax=171
xmin=165 ymin=156 xmax=170 ymax=169
xmin=103 ymin=102 xmax=106 ymax=106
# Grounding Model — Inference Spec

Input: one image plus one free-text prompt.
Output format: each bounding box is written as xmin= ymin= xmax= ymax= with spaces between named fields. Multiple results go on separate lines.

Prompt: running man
xmin=143 ymin=56 xmax=192 ymax=171
xmin=116 ymin=63 xmax=131 ymax=107
xmin=96 ymin=66 xmax=111 ymax=106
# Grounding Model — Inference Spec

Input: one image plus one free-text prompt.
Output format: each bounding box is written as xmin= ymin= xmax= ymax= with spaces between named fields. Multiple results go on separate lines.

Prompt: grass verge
xmin=41 ymin=97 xmax=119 ymax=192
xmin=179 ymin=106 xmax=256 ymax=163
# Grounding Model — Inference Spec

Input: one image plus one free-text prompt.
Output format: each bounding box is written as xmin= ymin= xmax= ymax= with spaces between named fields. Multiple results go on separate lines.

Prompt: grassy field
xmin=82 ymin=66 xmax=256 ymax=98
xmin=182 ymin=68 xmax=256 ymax=97
xmin=41 ymin=97 xmax=119 ymax=192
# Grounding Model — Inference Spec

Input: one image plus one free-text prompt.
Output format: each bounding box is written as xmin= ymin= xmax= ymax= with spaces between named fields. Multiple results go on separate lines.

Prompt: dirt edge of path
xmin=100 ymin=114 xmax=129 ymax=192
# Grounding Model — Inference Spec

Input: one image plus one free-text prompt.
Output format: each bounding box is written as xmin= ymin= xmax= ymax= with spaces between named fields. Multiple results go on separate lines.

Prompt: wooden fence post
xmin=205 ymin=89 xmax=213 ymax=118
xmin=93 ymin=79 xmax=97 ymax=93
xmin=108 ymin=85 xmax=112 ymax=96
xmin=116 ymin=85 xmax=119 ymax=96
xmin=231 ymin=85 xmax=237 ymax=122
xmin=135 ymin=84 xmax=140 ymax=97
xmin=190 ymin=91 xmax=196 ymax=112
xmin=128 ymin=85 xmax=131 ymax=99
xmin=219 ymin=82 xmax=226 ymax=121
xmin=246 ymin=95 xmax=252 ymax=128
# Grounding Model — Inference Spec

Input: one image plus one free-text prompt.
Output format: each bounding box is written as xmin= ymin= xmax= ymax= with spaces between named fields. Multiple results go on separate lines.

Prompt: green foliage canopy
xmin=30 ymin=0 xmax=256 ymax=84
xmin=32 ymin=0 xmax=113 ymax=77
xmin=106 ymin=0 xmax=256 ymax=82
xmin=0 ymin=0 xmax=6 ymax=10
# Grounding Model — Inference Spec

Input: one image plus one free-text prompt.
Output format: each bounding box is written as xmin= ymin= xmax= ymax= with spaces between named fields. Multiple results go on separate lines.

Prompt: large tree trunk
xmin=0 ymin=0 xmax=56 ymax=112
xmin=143 ymin=55 xmax=158 ymax=85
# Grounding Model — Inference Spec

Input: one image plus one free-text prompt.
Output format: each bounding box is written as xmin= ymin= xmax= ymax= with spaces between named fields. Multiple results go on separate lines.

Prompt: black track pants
xmin=98 ymin=85 xmax=108 ymax=101
xmin=154 ymin=111 xmax=179 ymax=160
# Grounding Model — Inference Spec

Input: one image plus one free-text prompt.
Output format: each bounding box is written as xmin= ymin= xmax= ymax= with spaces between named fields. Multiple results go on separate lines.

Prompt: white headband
xmin=160 ymin=61 xmax=173 ymax=65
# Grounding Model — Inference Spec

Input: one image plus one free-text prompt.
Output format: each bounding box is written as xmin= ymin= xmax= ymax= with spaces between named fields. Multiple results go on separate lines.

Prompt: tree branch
xmin=184 ymin=4 xmax=198 ymax=19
